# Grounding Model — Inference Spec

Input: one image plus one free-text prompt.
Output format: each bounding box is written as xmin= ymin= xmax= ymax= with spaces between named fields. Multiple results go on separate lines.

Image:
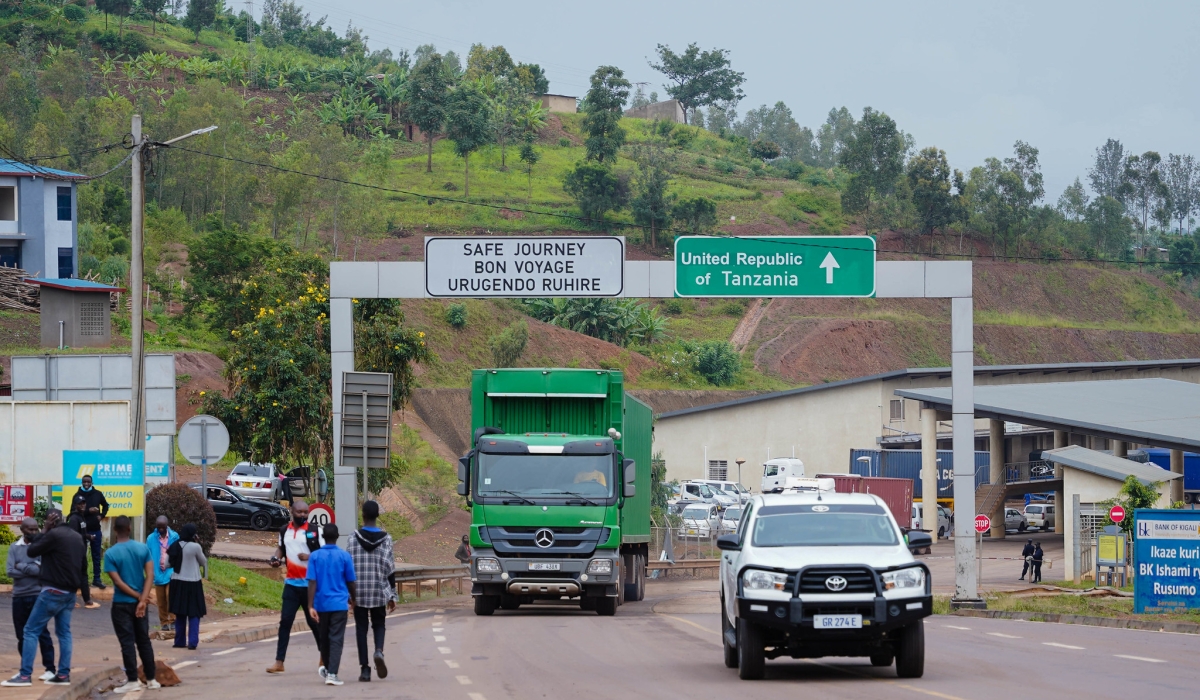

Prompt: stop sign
xmin=974 ymin=514 xmax=992 ymax=533
xmin=1109 ymin=505 xmax=1126 ymax=523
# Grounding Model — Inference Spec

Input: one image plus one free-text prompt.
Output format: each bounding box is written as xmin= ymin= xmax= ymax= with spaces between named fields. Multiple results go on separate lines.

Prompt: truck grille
xmin=483 ymin=526 xmax=604 ymax=557
xmin=797 ymin=567 xmax=876 ymax=594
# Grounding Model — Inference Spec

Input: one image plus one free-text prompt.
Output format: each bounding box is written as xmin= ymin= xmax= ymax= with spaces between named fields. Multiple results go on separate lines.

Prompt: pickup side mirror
xmin=716 ymin=534 xmax=740 ymax=551
xmin=906 ymin=530 xmax=933 ymax=554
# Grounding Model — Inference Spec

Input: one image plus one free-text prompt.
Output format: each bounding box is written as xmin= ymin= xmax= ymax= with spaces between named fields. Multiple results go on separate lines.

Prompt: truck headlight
xmin=742 ymin=569 xmax=788 ymax=591
xmin=476 ymin=558 xmax=501 ymax=573
xmin=587 ymin=559 xmax=613 ymax=574
xmin=881 ymin=567 xmax=925 ymax=591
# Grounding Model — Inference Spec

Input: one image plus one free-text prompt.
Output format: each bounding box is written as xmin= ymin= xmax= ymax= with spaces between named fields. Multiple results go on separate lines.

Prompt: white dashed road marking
xmin=444 ymin=660 xmax=460 ymax=669
xmin=438 ymin=647 xmax=452 ymax=654
xmin=986 ymin=633 xmax=1021 ymax=639
xmin=435 ymin=636 xmax=446 ymax=642
xmin=1114 ymin=654 xmax=1166 ymax=663
xmin=943 ymin=625 xmax=971 ymax=630
xmin=171 ymin=661 xmax=197 ymax=670
xmin=468 ymin=694 xmax=487 ymax=700
xmin=257 ymin=637 xmax=278 ymax=643
xmin=211 ymin=647 xmax=245 ymax=656
xmin=456 ymin=675 xmax=472 ymax=685
xmin=433 ymin=627 xmax=444 ymax=632
xmin=1043 ymin=642 xmax=1085 ymax=650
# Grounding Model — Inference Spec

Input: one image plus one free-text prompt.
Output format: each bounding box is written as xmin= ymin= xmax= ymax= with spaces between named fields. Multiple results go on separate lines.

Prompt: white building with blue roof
xmin=0 ymin=158 xmax=84 ymax=278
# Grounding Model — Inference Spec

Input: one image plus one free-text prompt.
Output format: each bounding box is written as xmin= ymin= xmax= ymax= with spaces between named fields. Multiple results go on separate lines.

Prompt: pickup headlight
xmin=587 ymin=559 xmax=613 ymax=574
xmin=476 ymin=557 xmax=501 ymax=573
xmin=742 ymin=569 xmax=788 ymax=591
xmin=881 ymin=567 xmax=925 ymax=591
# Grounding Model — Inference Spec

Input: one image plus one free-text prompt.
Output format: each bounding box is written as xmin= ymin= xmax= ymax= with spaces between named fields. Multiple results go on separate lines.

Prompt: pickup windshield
xmin=477 ymin=453 xmax=614 ymax=499
xmin=752 ymin=509 xmax=899 ymax=547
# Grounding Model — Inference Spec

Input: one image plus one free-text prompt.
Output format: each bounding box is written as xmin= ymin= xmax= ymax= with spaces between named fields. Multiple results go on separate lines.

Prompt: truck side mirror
xmin=623 ymin=459 xmax=636 ymax=498
xmin=457 ymin=452 xmax=472 ymax=497
xmin=456 ymin=482 xmax=469 ymax=496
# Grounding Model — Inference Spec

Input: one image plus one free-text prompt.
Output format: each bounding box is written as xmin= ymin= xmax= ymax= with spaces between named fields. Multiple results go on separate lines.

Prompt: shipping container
xmin=1142 ymin=448 xmax=1200 ymax=494
xmin=849 ymin=448 xmax=990 ymax=500
xmin=815 ymin=473 xmax=913 ymax=527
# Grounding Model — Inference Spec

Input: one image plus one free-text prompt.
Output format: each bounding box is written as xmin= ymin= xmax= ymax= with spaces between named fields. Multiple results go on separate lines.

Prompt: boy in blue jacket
xmin=307 ymin=524 xmax=356 ymax=686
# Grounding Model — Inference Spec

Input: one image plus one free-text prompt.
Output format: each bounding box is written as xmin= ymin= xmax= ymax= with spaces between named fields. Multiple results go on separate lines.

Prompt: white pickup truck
xmin=717 ymin=489 xmax=933 ymax=680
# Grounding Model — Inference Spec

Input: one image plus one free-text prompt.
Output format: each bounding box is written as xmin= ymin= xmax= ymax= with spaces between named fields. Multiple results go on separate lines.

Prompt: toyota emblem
xmin=534 ymin=528 xmax=555 ymax=548
xmin=825 ymin=575 xmax=848 ymax=592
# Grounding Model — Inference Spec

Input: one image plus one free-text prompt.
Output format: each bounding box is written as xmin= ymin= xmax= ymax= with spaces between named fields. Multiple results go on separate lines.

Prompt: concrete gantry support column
xmin=950 ymin=295 xmax=979 ymax=605
xmin=921 ymin=407 xmax=939 ymax=543
xmin=989 ymin=419 xmax=1006 ymax=540
xmin=1052 ymin=430 xmax=1067 ymax=533
xmin=1113 ymin=441 xmax=1127 ymax=458
xmin=330 ymin=296 xmax=356 ymax=544
xmin=1171 ymin=450 xmax=1185 ymax=504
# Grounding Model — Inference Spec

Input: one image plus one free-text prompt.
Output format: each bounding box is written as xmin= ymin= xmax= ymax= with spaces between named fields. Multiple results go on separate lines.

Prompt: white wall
xmin=1061 ymin=467 xmax=1173 ymax=580
xmin=0 ymin=176 xmax=18 ymax=235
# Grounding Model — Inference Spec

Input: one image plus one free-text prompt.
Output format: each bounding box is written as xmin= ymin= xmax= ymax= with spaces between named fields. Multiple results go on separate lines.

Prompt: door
xmin=762 ymin=463 xmax=780 ymax=492
xmin=722 ymin=503 xmax=752 ymax=624
xmin=208 ymin=486 xmax=248 ymax=526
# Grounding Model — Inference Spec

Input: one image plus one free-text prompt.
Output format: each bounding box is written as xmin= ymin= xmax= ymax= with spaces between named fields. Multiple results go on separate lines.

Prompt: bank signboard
xmin=424 ymin=236 xmax=624 ymax=297
xmin=62 ymin=450 xmax=145 ymax=517
xmin=1133 ymin=509 xmax=1200 ymax=613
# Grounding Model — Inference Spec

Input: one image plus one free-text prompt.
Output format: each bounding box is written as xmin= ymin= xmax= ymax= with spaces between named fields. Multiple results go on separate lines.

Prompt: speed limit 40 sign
xmin=308 ymin=502 xmax=335 ymax=545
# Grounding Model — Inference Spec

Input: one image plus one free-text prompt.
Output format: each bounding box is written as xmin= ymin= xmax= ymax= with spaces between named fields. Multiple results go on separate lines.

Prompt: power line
xmin=158 ymin=144 xmax=1200 ymax=267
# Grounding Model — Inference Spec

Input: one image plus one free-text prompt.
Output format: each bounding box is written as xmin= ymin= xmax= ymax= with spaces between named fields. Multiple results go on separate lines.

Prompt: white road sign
xmin=424 ymin=236 xmax=624 ymax=297
xmin=177 ymin=414 xmax=230 ymax=466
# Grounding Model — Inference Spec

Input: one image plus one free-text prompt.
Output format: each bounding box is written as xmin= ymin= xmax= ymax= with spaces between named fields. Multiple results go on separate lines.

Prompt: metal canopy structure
xmin=895 ymin=378 xmax=1200 ymax=452
xmin=331 ymin=254 xmax=982 ymax=604
xmin=1040 ymin=445 xmax=1183 ymax=485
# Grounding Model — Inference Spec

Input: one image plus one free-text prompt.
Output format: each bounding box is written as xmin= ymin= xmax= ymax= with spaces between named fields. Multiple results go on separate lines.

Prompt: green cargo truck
xmin=457 ymin=368 xmax=652 ymax=616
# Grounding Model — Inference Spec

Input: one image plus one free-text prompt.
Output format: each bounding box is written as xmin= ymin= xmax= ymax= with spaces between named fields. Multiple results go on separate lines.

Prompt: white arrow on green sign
xmin=674 ymin=236 xmax=877 ymax=297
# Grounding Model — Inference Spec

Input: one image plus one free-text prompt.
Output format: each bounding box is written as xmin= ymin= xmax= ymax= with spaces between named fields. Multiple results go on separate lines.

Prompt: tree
xmin=581 ymin=66 xmax=630 ymax=163
xmin=1085 ymin=195 xmax=1132 ymax=256
xmin=838 ymin=107 xmax=907 ymax=231
xmin=1124 ymin=151 xmax=1164 ymax=247
xmin=184 ymin=219 xmax=283 ymax=330
xmin=408 ymin=53 xmax=450 ymax=173
xmin=631 ymin=143 xmax=675 ymax=249
xmin=1169 ymin=236 xmax=1197 ymax=277
xmin=184 ymin=0 xmax=217 ymax=42
xmin=563 ymin=162 xmax=629 ymax=224
xmin=1163 ymin=154 xmax=1197 ymax=234
xmin=142 ymin=0 xmax=169 ymax=34
xmin=748 ymin=139 xmax=781 ymax=162
xmin=695 ymin=341 xmax=740 ymax=386
xmin=445 ymin=83 xmax=492 ymax=197
xmin=907 ymin=147 xmax=955 ymax=238
xmin=965 ymin=142 xmax=1045 ymax=257
xmin=736 ymin=102 xmax=814 ymax=163
xmin=815 ymin=107 xmax=856 ymax=167
xmin=489 ymin=77 xmax=531 ymax=171
xmin=513 ymin=63 xmax=549 ymax=96
xmin=672 ymin=196 xmax=718 ymax=235
xmin=518 ymin=138 xmax=540 ymax=202
xmin=649 ymin=44 xmax=745 ymax=125
xmin=145 ymin=484 xmax=217 ymax=556
xmin=465 ymin=44 xmax=515 ymax=81
xmin=353 ymin=300 xmax=432 ymax=410
xmin=1057 ymin=177 xmax=1089 ymax=221
xmin=489 ymin=320 xmax=528 ymax=368
xmin=1104 ymin=475 xmax=1165 ymax=538
xmin=1088 ymin=138 xmax=1127 ymax=201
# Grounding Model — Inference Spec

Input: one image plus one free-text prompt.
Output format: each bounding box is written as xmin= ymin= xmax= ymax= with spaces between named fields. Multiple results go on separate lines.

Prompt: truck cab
xmin=761 ymin=458 xmax=805 ymax=493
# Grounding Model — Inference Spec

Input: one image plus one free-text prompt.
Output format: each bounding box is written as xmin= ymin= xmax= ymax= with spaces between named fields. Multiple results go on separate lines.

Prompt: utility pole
xmin=245 ymin=1 xmax=255 ymax=87
xmin=129 ymin=116 xmax=218 ymax=450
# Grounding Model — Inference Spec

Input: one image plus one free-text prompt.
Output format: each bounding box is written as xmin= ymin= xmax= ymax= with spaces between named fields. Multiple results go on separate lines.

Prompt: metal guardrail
xmin=394 ymin=564 xmax=469 ymax=599
xmin=1005 ymin=460 xmax=1056 ymax=484
xmin=646 ymin=559 xmax=720 ymax=578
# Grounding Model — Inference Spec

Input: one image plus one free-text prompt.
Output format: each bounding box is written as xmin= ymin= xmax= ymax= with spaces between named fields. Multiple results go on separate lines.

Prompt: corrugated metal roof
xmin=0 ymin=159 xmax=86 ymax=180
xmin=895 ymin=378 xmax=1200 ymax=452
xmin=24 ymin=278 xmax=124 ymax=292
xmin=1040 ymin=445 xmax=1182 ymax=485
xmin=656 ymin=359 xmax=1200 ymax=420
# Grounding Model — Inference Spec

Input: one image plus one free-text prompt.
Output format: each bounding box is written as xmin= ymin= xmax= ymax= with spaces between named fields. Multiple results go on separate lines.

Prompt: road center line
xmin=943 ymin=625 xmax=971 ymax=630
xmin=1043 ymin=642 xmax=1085 ymax=650
xmin=801 ymin=659 xmax=968 ymax=700
xmin=211 ymin=647 xmax=245 ymax=656
xmin=435 ymin=636 xmax=446 ymax=642
xmin=170 ymin=661 xmax=197 ymax=670
xmin=1114 ymin=654 xmax=1166 ymax=663
xmin=985 ymin=633 xmax=1021 ymax=639
xmin=444 ymin=660 xmax=460 ymax=669
xmin=467 ymin=693 xmax=486 ymax=700
xmin=438 ymin=647 xmax=452 ymax=654
xmin=658 ymin=614 xmax=720 ymax=637
xmin=387 ymin=609 xmax=436 ymax=620
xmin=433 ymin=627 xmax=444 ymax=632
xmin=456 ymin=675 xmax=472 ymax=685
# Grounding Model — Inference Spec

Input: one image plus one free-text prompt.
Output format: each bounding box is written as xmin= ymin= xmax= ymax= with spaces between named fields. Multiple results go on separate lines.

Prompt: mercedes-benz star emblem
xmin=534 ymin=528 xmax=555 ymax=548
xmin=825 ymin=575 xmax=848 ymax=592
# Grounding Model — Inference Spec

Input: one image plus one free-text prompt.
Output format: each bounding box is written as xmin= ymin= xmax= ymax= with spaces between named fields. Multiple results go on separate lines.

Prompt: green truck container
xmin=458 ymin=368 xmax=652 ymax=616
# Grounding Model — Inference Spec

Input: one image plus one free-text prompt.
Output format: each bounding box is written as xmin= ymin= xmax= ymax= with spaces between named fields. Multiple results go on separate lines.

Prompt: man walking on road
xmin=2 ymin=509 xmax=84 ymax=687
xmin=308 ymin=524 xmax=357 ymax=687
xmin=266 ymin=499 xmax=322 ymax=675
xmin=5 ymin=518 xmax=56 ymax=681
xmin=104 ymin=516 xmax=160 ymax=694
xmin=1019 ymin=539 xmax=1035 ymax=581
xmin=71 ymin=475 xmax=109 ymax=589
xmin=1031 ymin=542 xmax=1044 ymax=583
xmin=454 ymin=535 xmax=471 ymax=564
xmin=147 ymin=516 xmax=179 ymax=632
xmin=347 ymin=501 xmax=397 ymax=682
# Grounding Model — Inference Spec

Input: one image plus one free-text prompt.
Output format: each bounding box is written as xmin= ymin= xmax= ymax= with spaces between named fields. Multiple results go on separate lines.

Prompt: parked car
xmin=192 ymin=484 xmax=290 ymax=531
xmin=679 ymin=481 xmax=720 ymax=505
xmin=911 ymin=502 xmax=952 ymax=537
xmin=694 ymin=480 xmax=753 ymax=505
xmin=1024 ymin=504 xmax=1055 ymax=531
xmin=679 ymin=503 xmax=721 ymax=539
xmin=1004 ymin=508 xmax=1028 ymax=532
xmin=719 ymin=505 xmax=744 ymax=534
xmin=226 ymin=462 xmax=279 ymax=501
xmin=687 ymin=480 xmax=738 ymax=509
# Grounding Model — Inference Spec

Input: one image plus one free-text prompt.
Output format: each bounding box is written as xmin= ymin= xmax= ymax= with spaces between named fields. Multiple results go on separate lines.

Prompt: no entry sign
xmin=974 ymin=514 xmax=991 ymax=533
xmin=1109 ymin=505 xmax=1126 ymax=523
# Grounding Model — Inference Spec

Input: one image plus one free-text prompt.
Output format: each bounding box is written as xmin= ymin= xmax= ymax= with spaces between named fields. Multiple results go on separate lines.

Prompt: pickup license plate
xmin=814 ymin=614 xmax=862 ymax=629
xmin=528 ymin=562 xmax=560 ymax=571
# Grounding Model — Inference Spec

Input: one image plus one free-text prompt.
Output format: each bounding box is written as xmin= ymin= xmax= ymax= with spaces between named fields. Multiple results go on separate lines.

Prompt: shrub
xmin=715 ymin=159 xmax=735 ymax=174
xmin=749 ymin=139 xmax=781 ymax=161
xmin=0 ymin=525 xmax=17 ymax=546
xmin=695 ymin=340 xmax=741 ymax=386
xmin=563 ymin=162 xmax=630 ymax=224
xmin=89 ymin=29 xmax=149 ymax=56
xmin=660 ymin=299 xmax=685 ymax=315
xmin=145 ymin=483 xmax=218 ymax=555
xmin=489 ymin=319 xmax=528 ymax=368
xmin=64 ymin=4 xmax=86 ymax=22
xmin=558 ymin=138 xmax=571 ymax=147
xmin=445 ymin=303 xmax=468 ymax=329
xmin=672 ymin=196 xmax=719 ymax=235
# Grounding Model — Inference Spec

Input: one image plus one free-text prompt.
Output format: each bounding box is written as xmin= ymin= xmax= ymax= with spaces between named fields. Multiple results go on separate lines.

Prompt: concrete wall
xmin=541 ymin=94 xmax=577 ymax=113
xmin=39 ymin=288 xmax=111 ymax=348
xmin=624 ymin=100 xmax=685 ymax=123
xmin=1061 ymin=467 xmax=1172 ymax=580
xmin=40 ymin=180 xmax=75 ymax=278
xmin=17 ymin=178 xmax=44 ymax=276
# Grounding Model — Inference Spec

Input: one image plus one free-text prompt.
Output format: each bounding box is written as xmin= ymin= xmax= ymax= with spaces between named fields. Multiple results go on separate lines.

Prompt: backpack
xmin=167 ymin=541 xmax=184 ymax=573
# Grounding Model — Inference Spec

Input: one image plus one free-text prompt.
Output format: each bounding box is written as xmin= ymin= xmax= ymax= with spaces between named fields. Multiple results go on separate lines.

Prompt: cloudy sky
xmin=284 ymin=0 xmax=1199 ymax=199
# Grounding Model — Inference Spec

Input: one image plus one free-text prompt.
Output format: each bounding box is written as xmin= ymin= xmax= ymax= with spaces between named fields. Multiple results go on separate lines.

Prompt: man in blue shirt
xmin=146 ymin=516 xmax=179 ymax=632
xmin=103 ymin=516 xmax=159 ymax=694
xmin=307 ymin=524 xmax=356 ymax=687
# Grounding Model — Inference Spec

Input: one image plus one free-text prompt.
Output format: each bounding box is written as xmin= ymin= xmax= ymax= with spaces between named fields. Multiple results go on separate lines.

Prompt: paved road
xmin=148 ymin=580 xmax=1198 ymax=700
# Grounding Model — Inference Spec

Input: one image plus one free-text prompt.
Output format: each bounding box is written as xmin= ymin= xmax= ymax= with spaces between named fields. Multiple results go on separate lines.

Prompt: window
xmin=79 ymin=301 xmax=104 ymax=336
xmin=764 ymin=464 xmax=779 ymax=477
xmin=58 ymin=247 xmax=73 ymax=279
xmin=0 ymin=186 xmax=14 ymax=220
xmin=889 ymin=399 xmax=905 ymax=422
xmin=56 ymin=187 xmax=72 ymax=221
xmin=0 ymin=243 xmax=19 ymax=269
xmin=707 ymin=460 xmax=728 ymax=480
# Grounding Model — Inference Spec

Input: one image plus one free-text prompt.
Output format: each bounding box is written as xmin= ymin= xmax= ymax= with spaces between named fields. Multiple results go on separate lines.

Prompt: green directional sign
xmin=674 ymin=236 xmax=876 ymax=297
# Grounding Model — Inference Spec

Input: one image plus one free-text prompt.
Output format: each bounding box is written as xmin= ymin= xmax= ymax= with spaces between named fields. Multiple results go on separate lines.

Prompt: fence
xmin=394 ymin=564 xmax=469 ymax=600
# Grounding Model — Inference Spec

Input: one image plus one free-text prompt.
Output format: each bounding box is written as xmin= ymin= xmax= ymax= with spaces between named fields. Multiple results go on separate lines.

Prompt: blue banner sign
xmin=1133 ymin=509 xmax=1200 ymax=613
xmin=63 ymin=450 xmax=145 ymax=487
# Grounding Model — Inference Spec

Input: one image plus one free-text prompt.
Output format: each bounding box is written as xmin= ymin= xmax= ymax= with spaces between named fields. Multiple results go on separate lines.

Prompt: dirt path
xmin=394 ymin=507 xmax=471 ymax=565
xmin=729 ymin=297 xmax=772 ymax=351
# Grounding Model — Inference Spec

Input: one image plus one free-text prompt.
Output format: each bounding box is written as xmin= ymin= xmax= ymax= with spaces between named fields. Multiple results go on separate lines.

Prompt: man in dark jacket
xmin=66 ymin=497 xmax=98 ymax=609
xmin=1 ymin=509 xmax=85 ymax=687
xmin=72 ymin=475 xmax=109 ymax=589
xmin=1019 ymin=539 xmax=1035 ymax=581
xmin=1031 ymin=543 xmax=1044 ymax=583
xmin=346 ymin=501 xmax=397 ymax=682
xmin=5 ymin=518 xmax=56 ymax=681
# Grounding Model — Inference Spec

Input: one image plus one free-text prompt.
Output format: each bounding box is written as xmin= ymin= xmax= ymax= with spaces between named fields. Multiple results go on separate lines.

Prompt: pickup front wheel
xmin=895 ymin=620 xmax=925 ymax=678
xmin=736 ymin=618 xmax=765 ymax=680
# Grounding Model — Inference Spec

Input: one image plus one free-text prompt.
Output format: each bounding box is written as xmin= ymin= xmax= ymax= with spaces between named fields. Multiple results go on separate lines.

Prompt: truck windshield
xmin=477 ymin=453 xmax=614 ymax=499
xmin=752 ymin=511 xmax=899 ymax=547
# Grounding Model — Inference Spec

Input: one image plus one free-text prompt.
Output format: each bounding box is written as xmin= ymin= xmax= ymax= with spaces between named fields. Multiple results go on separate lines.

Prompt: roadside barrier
xmin=394 ymin=564 xmax=470 ymax=599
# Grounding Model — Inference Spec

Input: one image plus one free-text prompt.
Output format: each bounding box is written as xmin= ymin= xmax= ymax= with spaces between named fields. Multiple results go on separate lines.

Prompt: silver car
xmin=679 ymin=504 xmax=720 ymax=539
xmin=225 ymin=462 xmax=278 ymax=501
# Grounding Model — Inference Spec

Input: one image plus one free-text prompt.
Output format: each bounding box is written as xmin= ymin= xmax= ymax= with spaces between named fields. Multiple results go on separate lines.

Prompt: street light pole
xmin=129 ymin=118 xmax=218 ymax=449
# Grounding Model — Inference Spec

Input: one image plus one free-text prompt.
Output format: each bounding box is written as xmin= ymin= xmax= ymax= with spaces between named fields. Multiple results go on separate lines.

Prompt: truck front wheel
xmin=473 ymin=595 xmax=498 ymax=616
xmin=595 ymin=596 xmax=617 ymax=616
xmin=895 ymin=620 xmax=925 ymax=678
xmin=736 ymin=618 xmax=765 ymax=680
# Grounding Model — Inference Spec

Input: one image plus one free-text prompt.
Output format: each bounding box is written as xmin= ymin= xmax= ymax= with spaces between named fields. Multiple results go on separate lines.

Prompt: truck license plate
xmin=528 ymin=562 xmax=560 ymax=571
xmin=814 ymin=614 xmax=862 ymax=629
